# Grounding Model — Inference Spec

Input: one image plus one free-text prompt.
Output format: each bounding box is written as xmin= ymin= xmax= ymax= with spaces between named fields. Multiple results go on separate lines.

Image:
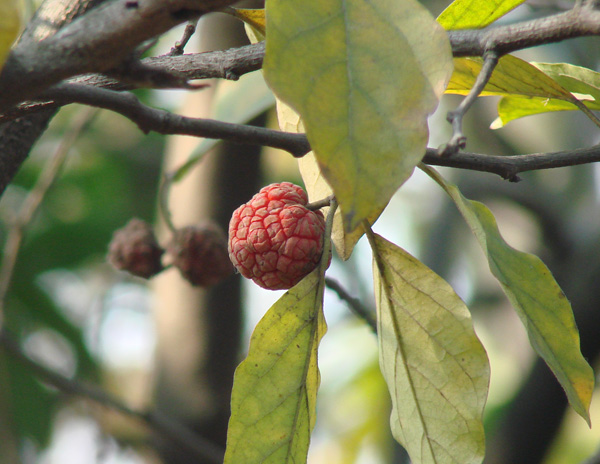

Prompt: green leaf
xmin=493 ymin=96 xmax=585 ymax=128
xmin=0 ymin=0 xmax=22 ymax=70
xmin=224 ymin=209 xmax=334 ymax=463
xmin=534 ymin=62 xmax=600 ymax=100
xmin=172 ymin=71 xmax=275 ymax=181
xmin=368 ymin=232 xmax=489 ymax=464
xmin=264 ymin=0 xmax=452 ymax=233
xmin=423 ymin=165 xmax=595 ymax=425
xmin=492 ymin=62 xmax=600 ymax=127
xmin=438 ymin=0 xmax=526 ymax=30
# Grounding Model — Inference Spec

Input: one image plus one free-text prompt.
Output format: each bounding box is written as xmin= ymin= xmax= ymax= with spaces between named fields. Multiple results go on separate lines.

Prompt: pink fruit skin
xmin=228 ymin=182 xmax=326 ymax=290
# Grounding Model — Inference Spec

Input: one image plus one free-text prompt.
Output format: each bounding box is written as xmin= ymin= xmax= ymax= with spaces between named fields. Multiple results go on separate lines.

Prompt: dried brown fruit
xmin=168 ymin=223 xmax=233 ymax=286
xmin=108 ymin=218 xmax=164 ymax=278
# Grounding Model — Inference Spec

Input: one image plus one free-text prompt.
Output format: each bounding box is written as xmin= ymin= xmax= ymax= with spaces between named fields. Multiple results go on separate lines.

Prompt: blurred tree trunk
xmin=0 ymin=0 xmax=106 ymax=195
xmin=151 ymin=8 xmax=263 ymax=463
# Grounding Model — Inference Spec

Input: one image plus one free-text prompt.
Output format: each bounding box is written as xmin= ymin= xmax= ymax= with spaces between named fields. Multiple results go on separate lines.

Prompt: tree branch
xmin=0 ymin=0 xmax=599 ymax=195
xmin=422 ymin=145 xmax=600 ymax=181
xmin=2 ymin=2 xmax=600 ymax=115
xmin=441 ymin=51 xmax=499 ymax=156
xmin=169 ymin=19 xmax=200 ymax=56
xmin=36 ymin=81 xmax=600 ymax=179
xmin=0 ymin=42 xmax=266 ymax=124
xmin=448 ymin=3 xmax=600 ymax=57
xmin=0 ymin=0 xmax=240 ymax=111
xmin=0 ymin=329 xmax=224 ymax=464
xmin=324 ymin=277 xmax=377 ymax=333
xmin=41 ymin=82 xmax=311 ymax=157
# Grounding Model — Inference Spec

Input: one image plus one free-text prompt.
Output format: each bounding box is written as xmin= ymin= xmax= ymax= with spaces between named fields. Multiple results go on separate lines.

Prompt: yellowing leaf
xmin=224 ymin=204 xmax=336 ymax=463
xmin=275 ymin=100 xmax=371 ymax=259
xmin=224 ymin=268 xmax=327 ymax=463
xmin=447 ymin=55 xmax=573 ymax=100
xmin=299 ymin=151 xmax=378 ymax=260
xmin=264 ymin=0 xmax=452 ymax=233
xmin=423 ymin=165 xmax=595 ymax=425
xmin=447 ymin=56 xmax=600 ymax=128
xmin=438 ymin=0 xmax=526 ymax=30
xmin=226 ymin=7 xmax=266 ymax=43
xmin=0 ymin=0 xmax=23 ymax=70
xmin=369 ymin=232 xmax=489 ymax=464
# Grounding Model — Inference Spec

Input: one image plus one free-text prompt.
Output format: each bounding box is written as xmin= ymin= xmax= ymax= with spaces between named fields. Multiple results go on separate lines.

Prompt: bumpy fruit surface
xmin=228 ymin=182 xmax=326 ymax=290
xmin=168 ymin=223 xmax=234 ymax=287
xmin=108 ymin=218 xmax=164 ymax=278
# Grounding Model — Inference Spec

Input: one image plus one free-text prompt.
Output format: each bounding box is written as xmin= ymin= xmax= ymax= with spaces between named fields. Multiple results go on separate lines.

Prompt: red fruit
xmin=168 ymin=223 xmax=234 ymax=287
xmin=108 ymin=218 xmax=164 ymax=279
xmin=228 ymin=182 xmax=326 ymax=290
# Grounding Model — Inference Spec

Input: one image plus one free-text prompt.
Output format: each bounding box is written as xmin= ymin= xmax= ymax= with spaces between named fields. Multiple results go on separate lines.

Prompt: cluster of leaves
xmin=211 ymin=1 xmax=599 ymax=463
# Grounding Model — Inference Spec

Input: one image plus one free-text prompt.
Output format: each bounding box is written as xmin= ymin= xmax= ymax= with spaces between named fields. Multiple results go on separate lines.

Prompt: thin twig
xmin=0 ymin=107 xmax=97 ymax=330
xmin=0 ymin=329 xmax=224 ymax=464
xmin=307 ymin=195 xmax=335 ymax=211
xmin=158 ymin=173 xmax=177 ymax=233
xmin=569 ymin=97 xmax=600 ymax=130
xmin=325 ymin=277 xmax=377 ymax=333
xmin=441 ymin=51 xmax=499 ymax=157
xmin=169 ymin=19 xmax=199 ymax=56
xmin=41 ymin=83 xmax=311 ymax=157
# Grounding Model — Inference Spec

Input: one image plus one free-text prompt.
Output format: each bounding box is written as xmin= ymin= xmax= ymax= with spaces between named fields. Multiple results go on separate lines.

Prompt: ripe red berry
xmin=108 ymin=218 xmax=164 ymax=279
xmin=228 ymin=182 xmax=326 ymax=290
xmin=167 ymin=223 xmax=234 ymax=287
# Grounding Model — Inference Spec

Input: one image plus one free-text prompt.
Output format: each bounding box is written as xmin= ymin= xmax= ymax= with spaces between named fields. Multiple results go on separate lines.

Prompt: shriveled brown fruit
xmin=167 ymin=223 xmax=234 ymax=286
xmin=108 ymin=218 xmax=164 ymax=279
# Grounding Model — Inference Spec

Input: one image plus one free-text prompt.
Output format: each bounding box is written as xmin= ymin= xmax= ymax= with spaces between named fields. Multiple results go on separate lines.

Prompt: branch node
xmin=169 ymin=20 xmax=199 ymax=56
xmin=441 ymin=51 xmax=499 ymax=157
xmin=224 ymin=70 xmax=240 ymax=81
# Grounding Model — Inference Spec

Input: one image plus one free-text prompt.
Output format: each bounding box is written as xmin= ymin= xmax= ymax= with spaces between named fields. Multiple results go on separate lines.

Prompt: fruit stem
xmin=306 ymin=194 xmax=335 ymax=211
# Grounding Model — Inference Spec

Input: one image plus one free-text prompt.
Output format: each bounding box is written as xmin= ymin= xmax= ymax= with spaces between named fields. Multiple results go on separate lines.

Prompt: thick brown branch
xmin=448 ymin=4 xmax=600 ymax=57
xmin=0 ymin=0 xmax=239 ymax=110
xmin=0 ymin=43 xmax=266 ymax=124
